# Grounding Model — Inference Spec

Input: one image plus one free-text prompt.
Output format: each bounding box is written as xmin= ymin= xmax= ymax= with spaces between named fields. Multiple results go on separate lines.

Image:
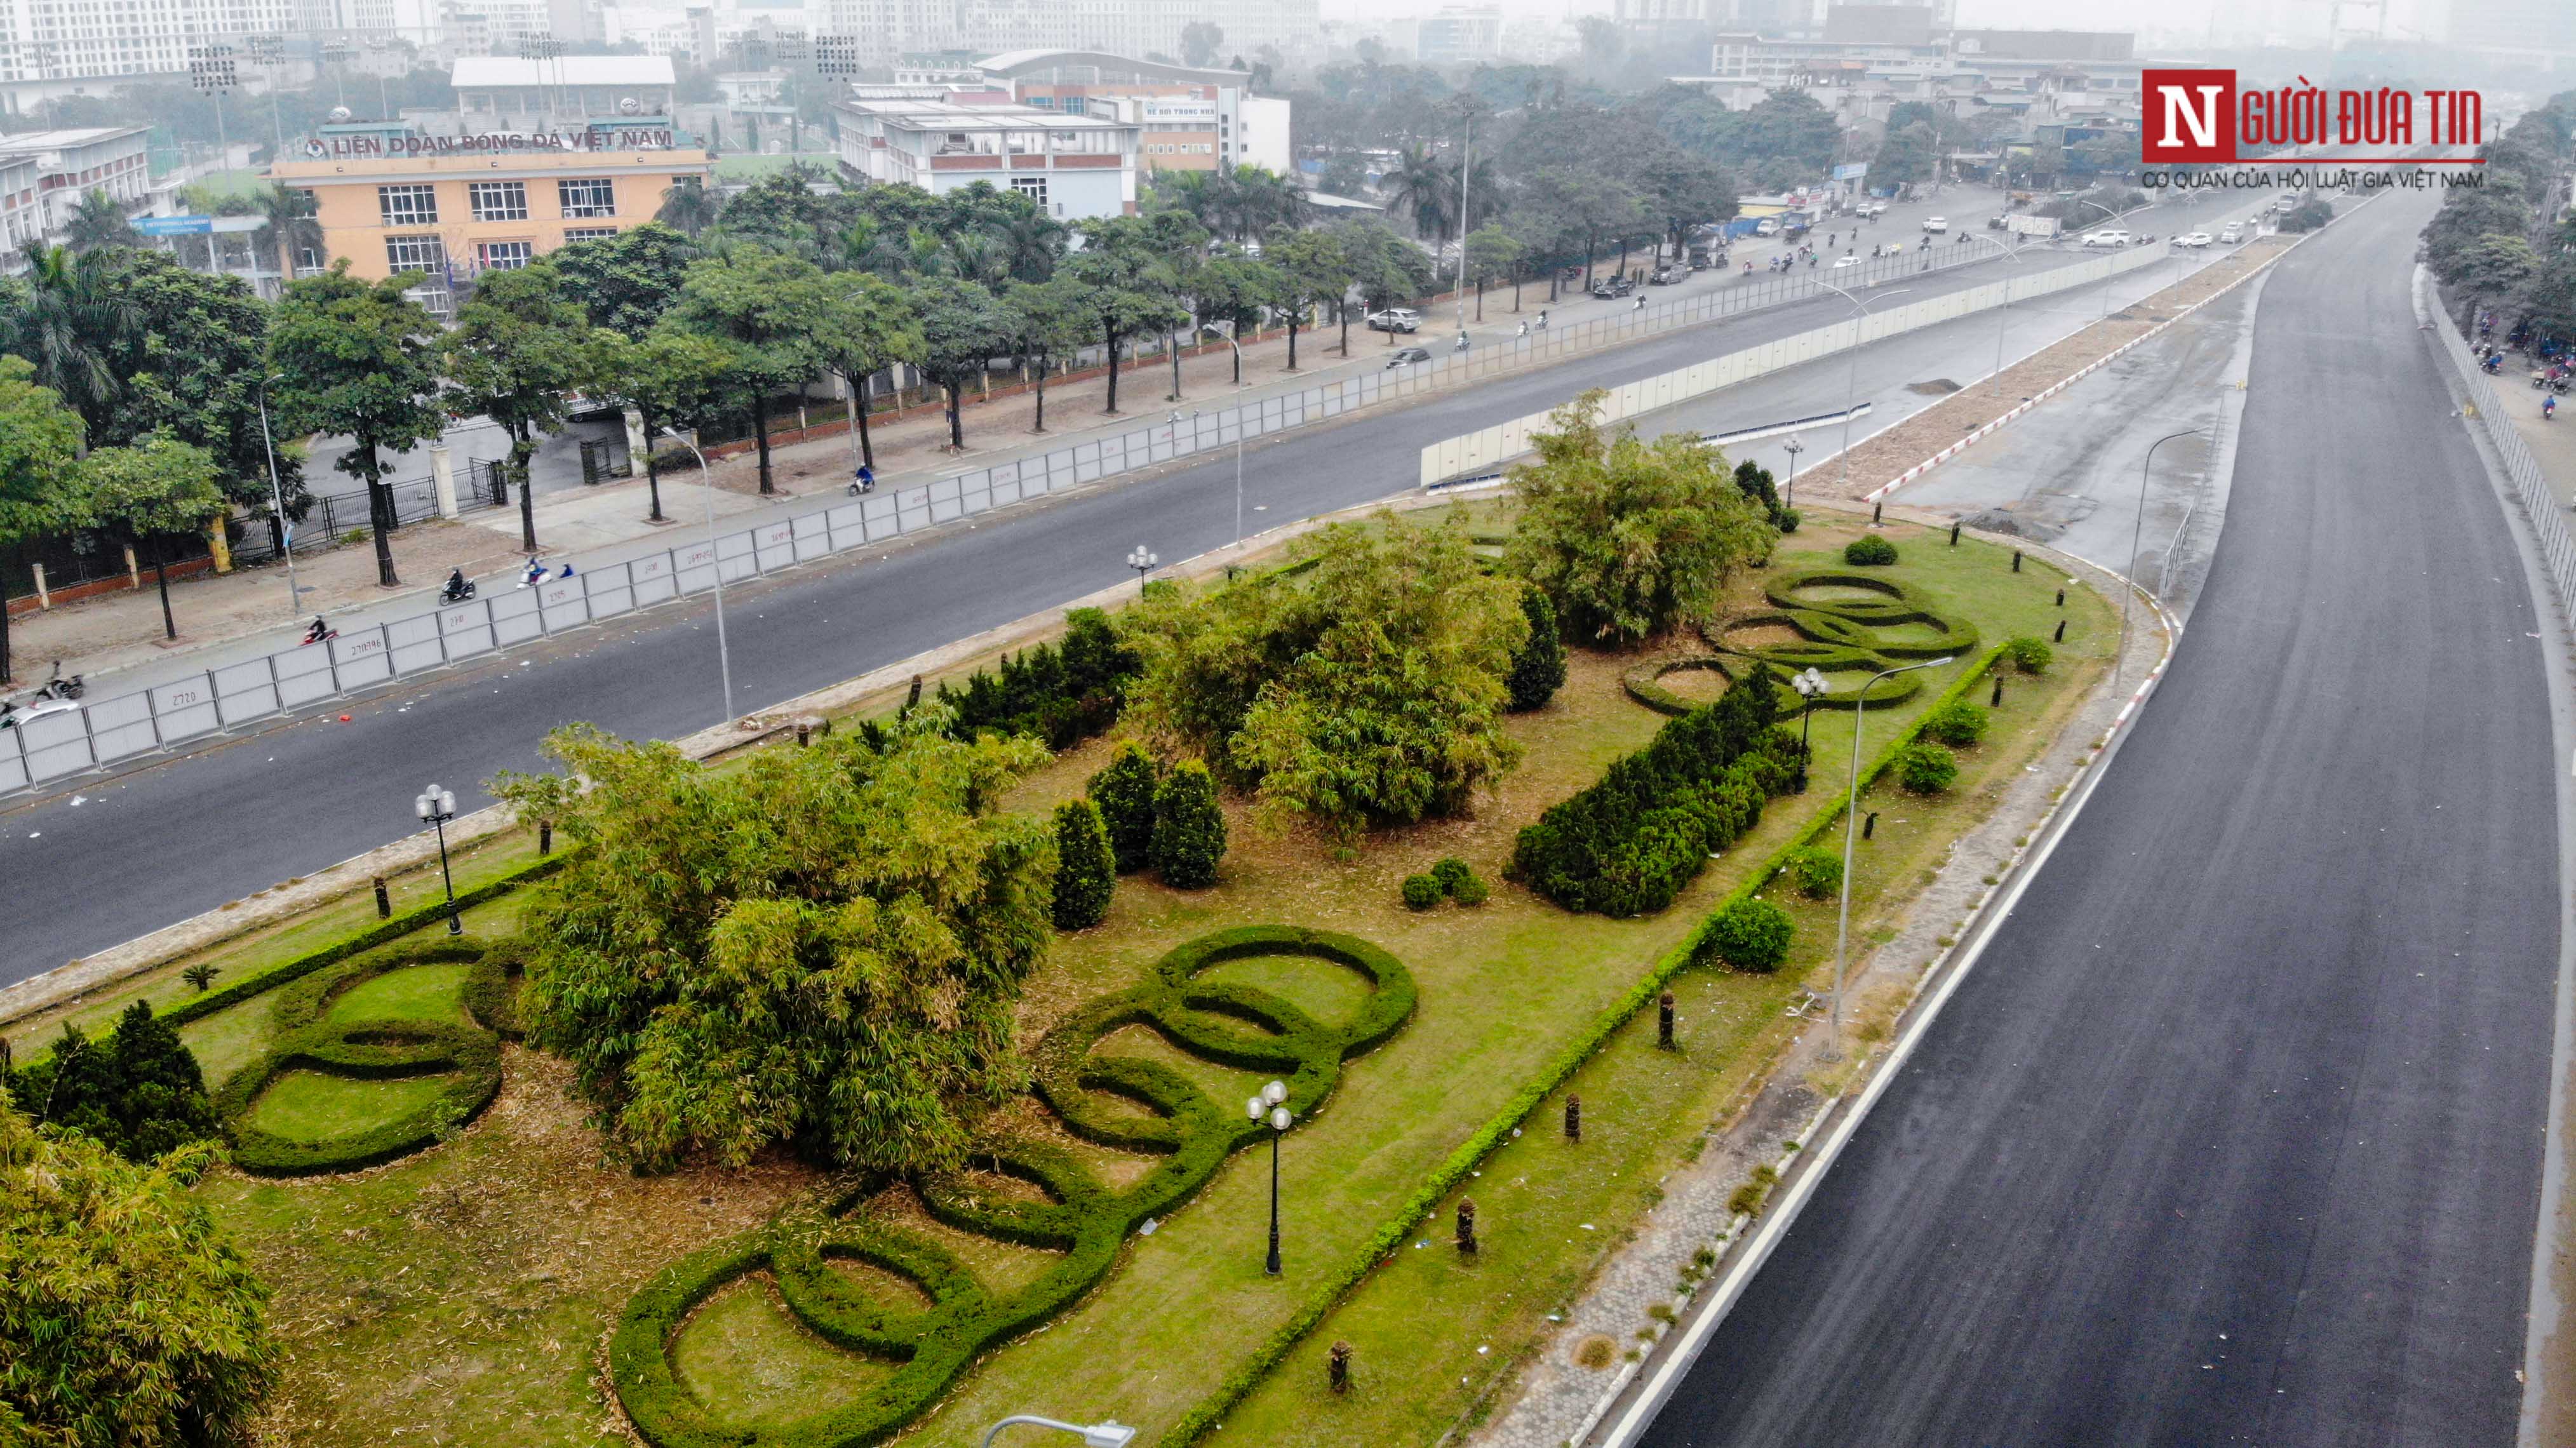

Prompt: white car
xmin=1922 ymin=217 xmax=1949 ymax=233
xmin=1755 ymin=217 xmax=1780 ymax=236
xmin=2218 ymin=223 xmax=2243 ymax=243
xmin=1832 ymin=254 xmax=1862 ymax=268
xmin=2174 ymin=231 xmax=2212 ymax=248
xmin=1365 ymin=308 xmax=1421 ymax=333
xmin=2081 ymin=229 xmax=2131 ymax=248
xmin=1860 ymin=201 xmax=1888 ymax=217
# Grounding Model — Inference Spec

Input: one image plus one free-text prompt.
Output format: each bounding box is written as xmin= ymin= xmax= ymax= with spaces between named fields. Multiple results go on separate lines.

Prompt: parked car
xmin=1589 ymin=274 xmax=1635 ymax=298
xmin=1922 ymin=216 xmax=1949 ymax=233
xmin=1366 ymin=307 xmax=1422 ymax=333
xmin=1859 ymin=201 xmax=1888 ymax=217
xmin=1754 ymin=217 xmax=1780 ymax=236
xmin=2081 ymin=229 xmax=2131 ymax=248
xmin=2218 ymin=222 xmax=2244 ymax=243
xmin=1649 ymin=264 xmax=1689 ymax=285
xmin=1386 ymin=345 xmax=1432 ymax=368
xmin=2175 ymin=231 xmax=2213 ymax=248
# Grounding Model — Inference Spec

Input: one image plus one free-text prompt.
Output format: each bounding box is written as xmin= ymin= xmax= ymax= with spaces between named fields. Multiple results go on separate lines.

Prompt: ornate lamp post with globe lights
xmin=1790 ymin=667 xmax=1830 ymax=791
xmin=415 ymin=783 xmax=461 ymax=935
xmin=1128 ymin=544 xmax=1158 ymax=587
xmin=1247 ymin=1080 xmax=1292 ymax=1275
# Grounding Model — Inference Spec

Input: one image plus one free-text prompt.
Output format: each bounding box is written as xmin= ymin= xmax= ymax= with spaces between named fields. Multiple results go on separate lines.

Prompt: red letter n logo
xmin=2142 ymin=69 xmax=2236 ymax=163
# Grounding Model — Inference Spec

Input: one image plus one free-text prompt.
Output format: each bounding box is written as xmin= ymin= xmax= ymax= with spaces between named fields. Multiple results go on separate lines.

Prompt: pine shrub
xmin=1843 ymin=535 xmax=1898 ymax=566
xmin=1402 ymin=874 xmax=1444 ymax=909
xmin=1431 ymin=857 xmax=1473 ymax=895
xmin=2002 ymin=636 xmax=2053 ymax=674
xmin=1052 ymin=798 xmax=1116 ymax=930
xmin=1151 ymin=760 xmax=1228 ymax=888
xmin=1921 ymin=699 xmax=1989 ymax=746
xmin=1089 ymin=743 xmax=1163 ymax=873
xmin=1704 ymin=899 xmax=1794 ymax=973
xmin=1507 ymin=586 xmax=1569 ymax=712
xmin=1451 ymin=873 xmax=1490 ymax=906
xmin=1788 ymin=847 xmax=1843 ymax=899
xmin=1896 ymin=741 xmax=1959 ymax=794
xmin=7 ymin=1001 xmax=220 ymax=1163
xmin=939 ymin=608 xmax=1140 ymax=747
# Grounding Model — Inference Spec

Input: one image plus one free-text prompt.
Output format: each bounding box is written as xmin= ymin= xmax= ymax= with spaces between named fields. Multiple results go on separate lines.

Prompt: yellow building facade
xmin=267 ymin=133 xmax=710 ymax=314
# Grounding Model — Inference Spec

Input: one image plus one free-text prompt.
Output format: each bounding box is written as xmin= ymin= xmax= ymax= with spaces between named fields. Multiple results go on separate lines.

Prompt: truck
xmin=2004 ymin=214 xmax=2062 ymax=239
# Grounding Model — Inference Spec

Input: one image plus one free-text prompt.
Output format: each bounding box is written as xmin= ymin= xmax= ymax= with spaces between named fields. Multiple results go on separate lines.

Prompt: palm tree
xmin=996 ymin=209 xmax=1068 ymax=282
xmin=655 ymin=178 xmax=722 ymax=236
xmin=1382 ymin=145 xmax=1456 ymax=247
xmin=0 ymin=245 xmax=135 ymax=438
xmin=250 ymin=182 xmax=322 ymax=290
xmin=943 ymin=231 xmax=1009 ymax=286
xmin=1231 ymin=167 xmax=1308 ymax=239
xmin=63 ymin=189 xmax=140 ymax=253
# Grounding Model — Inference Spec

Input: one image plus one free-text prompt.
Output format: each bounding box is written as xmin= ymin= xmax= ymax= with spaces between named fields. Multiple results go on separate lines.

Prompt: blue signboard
xmin=133 ymin=215 xmax=215 ymax=236
xmin=1832 ymin=163 xmax=1868 ymax=181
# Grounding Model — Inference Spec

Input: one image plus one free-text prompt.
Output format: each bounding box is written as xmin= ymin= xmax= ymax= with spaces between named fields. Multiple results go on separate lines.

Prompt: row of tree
xmin=2424 ymin=89 xmax=2576 ymax=342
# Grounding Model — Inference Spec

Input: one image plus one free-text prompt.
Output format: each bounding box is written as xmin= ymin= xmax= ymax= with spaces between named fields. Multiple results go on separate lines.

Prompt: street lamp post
xmin=256 ymin=373 xmax=302 ymax=619
xmin=1828 ymin=655 xmax=1954 ymax=1059
xmin=2124 ymin=429 xmax=2202 ymax=688
xmin=415 ymin=783 xmax=462 ymax=935
xmin=979 ymin=1416 xmax=1137 ymax=1448
xmin=1790 ymin=667 xmax=1828 ymax=791
xmin=1966 ymin=232 xmax=2027 ymax=398
xmin=1781 ymin=434 xmax=1804 ymax=509
xmin=1816 ymin=282 xmax=1914 ymax=498
xmin=1127 ymin=544 xmax=1157 ymax=586
xmin=661 ymin=427 xmax=734 ymax=723
xmin=1247 ymin=1080 xmax=1291 ymax=1275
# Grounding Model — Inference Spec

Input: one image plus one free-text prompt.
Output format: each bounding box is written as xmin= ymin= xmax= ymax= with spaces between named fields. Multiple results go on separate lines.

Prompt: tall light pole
xmin=1790 ymin=666 xmax=1828 ymax=791
xmin=1829 ymin=655 xmax=1954 ymax=1059
xmin=979 ymin=1417 xmax=1136 ymax=1448
xmin=2069 ymin=196 xmax=2150 ymax=318
xmin=1781 ymin=434 xmax=1804 ymax=509
xmin=1247 ymin=1079 xmax=1291 ymax=1275
xmin=2124 ymin=429 xmax=2202 ymax=688
xmin=1817 ymin=281 xmax=1914 ymax=498
xmin=1454 ymin=111 xmax=1472 ymax=352
xmin=415 ymin=782 xmax=462 ymax=935
xmin=1966 ymin=231 xmax=2028 ymax=398
xmin=661 ymin=427 xmax=734 ymax=723
xmin=256 ymin=373 xmax=302 ymax=619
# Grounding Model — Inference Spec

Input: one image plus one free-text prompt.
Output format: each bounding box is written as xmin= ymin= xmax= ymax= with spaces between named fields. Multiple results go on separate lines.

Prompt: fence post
xmin=431 ymin=443 xmax=459 ymax=520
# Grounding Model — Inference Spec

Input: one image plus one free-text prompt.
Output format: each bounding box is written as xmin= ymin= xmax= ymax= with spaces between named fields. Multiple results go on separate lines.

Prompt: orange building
xmin=266 ymin=131 xmax=710 ymax=318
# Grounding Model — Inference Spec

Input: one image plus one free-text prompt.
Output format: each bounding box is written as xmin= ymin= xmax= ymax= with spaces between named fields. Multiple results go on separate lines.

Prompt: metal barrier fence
xmin=0 ymin=240 xmax=2036 ymax=800
xmin=2420 ymin=264 xmax=2576 ymax=609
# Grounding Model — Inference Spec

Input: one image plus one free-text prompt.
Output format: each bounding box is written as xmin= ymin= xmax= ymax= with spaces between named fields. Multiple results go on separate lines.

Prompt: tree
xmin=268 ymin=265 xmax=445 ymax=587
xmin=1383 ymin=142 xmax=1457 ymax=245
xmin=62 ymin=189 xmax=140 ymax=252
xmin=805 ymin=269 xmax=922 ymax=474
xmin=1506 ymin=585 xmax=1566 ymax=711
xmin=1052 ymin=798 xmax=1116 ymax=929
xmin=86 ymin=251 xmax=300 ymax=515
xmin=0 ymin=1089 xmax=278 ymax=1445
xmin=1463 ymin=223 xmax=1524 ymax=321
xmin=1087 ymin=742 xmax=1162 ymax=873
xmin=1151 ymin=760 xmax=1228 ymax=887
xmin=1505 ymin=392 xmax=1777 ymax=645
xmin=1181 ymin=20 xmax=1226 ymax=67
xmin=1067 ymin=216 xmax=1189 ymax=415
xmin=554 ymin=223 xmax=696 ymax=339
xmin=8 ymin=1001 xmax=221 ymax=1163
xmin=655 ymin=177 xmax=722 ymax=236
xmin=1513 ymin=169 xmax=1641 ymax=297
xmin=669 ymin=246 xmax=828 ymax=493
xmin=1122 ymin=512 xmax=1527 ymax=843
xmin=1002 ymin=276 xmax=1097 ymax=433
xmin=445 ymin=262 xmax=589 ymax=551
xmin=248 ymin=182 xmax=320 ymax=287
xmin=82 ymin=436 xmax=225 ymax=643
xmin=0 ymin=245 xmax=136 ymax=438
xmin=491 ymin=711 xmax=1056 ymax=1174
xmin=1869 ymin=123 xmax=1935 ymax=191
xmin=1266 ymin=227 xmax=1349 ymax=371
xmin=1188 ymin=256 xmax=1280 ymax=385
xmin=582 ymin=330 xmax=732 ymax=525
xmin=1334 ymin=219 xmax=1434 ymax=347
xmin=1738 ymin=90 xmax=1841 ymax=173
xmin=912 ymin=278 xmax=1012 ymax=452
xmin=0 ymin=357 xmax=87 ymax=683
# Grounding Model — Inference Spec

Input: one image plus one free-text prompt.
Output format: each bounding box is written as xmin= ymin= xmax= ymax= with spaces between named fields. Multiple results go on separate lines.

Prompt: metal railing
xmin=2420 ymin=264 xmax=2576 ymax=610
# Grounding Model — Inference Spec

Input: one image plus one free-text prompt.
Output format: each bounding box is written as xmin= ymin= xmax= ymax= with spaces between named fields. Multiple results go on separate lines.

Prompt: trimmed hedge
xmin=1088 ymin=743 xmax=1162 ymax=874
xmin=1151 ymin=761 xmax=1228 ymax=889
xmin=213 ymin=936 xmax=516 ymax=1176
xmin=1159 ymin=645 xmax=2008 ymax=1447
xmin=1510 ymin=664 xmax=1800 ymax=917
xmin=1842 ymin=535 xmax=1898 ymax=566
xmin=1051 ymin=798 xmax=1117 ymax=930
xmin=1620 ymin=655 xmax=1738 ymax=718
xmin=937 ymin=608 xmax=1139 ymax=749
xmin=610 ymin=926 xmax=1416 ymax=1448
xmin=1702 ymin=570 xmax=1980 ymax=711
xmin=1506 ymin=586 xmax=1567 ymax=713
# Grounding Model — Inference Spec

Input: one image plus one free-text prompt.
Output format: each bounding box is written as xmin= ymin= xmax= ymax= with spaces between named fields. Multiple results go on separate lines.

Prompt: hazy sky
xmin=1313 ymin=0 xmax=2443 ymax=48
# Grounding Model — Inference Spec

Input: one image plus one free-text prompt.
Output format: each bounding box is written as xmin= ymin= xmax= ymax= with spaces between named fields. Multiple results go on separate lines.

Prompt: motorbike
xmin=441 ymin=572 xmax=478 ymax=604
xmin=300 ymin=618 xmax=337 ymax=647
xmin=28 ymin=660 xmax=82 ymax=702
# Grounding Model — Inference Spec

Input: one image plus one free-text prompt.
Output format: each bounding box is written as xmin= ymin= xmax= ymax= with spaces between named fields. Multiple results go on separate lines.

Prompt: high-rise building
xmin=0 ymin=0 xmax=298 ymax=111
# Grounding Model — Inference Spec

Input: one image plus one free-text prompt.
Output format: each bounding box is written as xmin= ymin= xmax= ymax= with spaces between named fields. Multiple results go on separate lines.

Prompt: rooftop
xmin=451 ymin=55 xmax=676 ymax=88
xmin=974 ymin=50 xmax=1251 ymax=86
xmin=836 ymin=98 xmax=1134 ymax=132
xmin=0 ymin=126 xmax=149 ymax=151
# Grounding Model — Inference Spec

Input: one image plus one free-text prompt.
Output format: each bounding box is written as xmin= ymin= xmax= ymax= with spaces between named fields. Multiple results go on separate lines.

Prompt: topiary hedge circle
xmin=213 ymin=937 xmax=521 ymax=1176
xmin=610 ymin=925 xmax=1418 ymax=1448
xmin=1620 ymin=655 xmax=1738 ymax=717
xmin=1704 ymin=569 xmax=1979 ymax=709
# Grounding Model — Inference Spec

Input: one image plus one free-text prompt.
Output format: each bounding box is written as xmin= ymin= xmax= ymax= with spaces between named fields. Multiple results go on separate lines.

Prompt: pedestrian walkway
xmin=2498 ymin=370 xmax=2576 ymax=511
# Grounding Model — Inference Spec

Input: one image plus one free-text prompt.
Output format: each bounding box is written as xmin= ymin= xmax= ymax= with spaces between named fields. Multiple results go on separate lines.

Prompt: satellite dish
xmin=328 ymin=105 xmax=352 ymax=122
xmin=620 ymin=95 xmax=640 ymax=114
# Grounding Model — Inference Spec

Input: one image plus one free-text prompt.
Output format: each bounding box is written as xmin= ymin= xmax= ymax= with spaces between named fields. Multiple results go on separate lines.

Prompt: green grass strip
xmin=1161 ymin=645 xmax=2004 ymax=1445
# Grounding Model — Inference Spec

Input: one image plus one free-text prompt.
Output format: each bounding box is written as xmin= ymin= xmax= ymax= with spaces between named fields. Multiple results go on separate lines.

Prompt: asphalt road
xmin=0 ymin=187 xmax=2269 ymax=986
xmin=1637 ymin=194 xmax=2562 ymax=1444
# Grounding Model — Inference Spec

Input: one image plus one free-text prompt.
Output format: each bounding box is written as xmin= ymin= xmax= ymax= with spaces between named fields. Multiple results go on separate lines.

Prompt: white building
xmin=1392 ymin=8 xmax=1502 ymax=65
xmin=818 ymin=0 xmax=1318 ymax=65
xmin=11 ymin=126 xmax=151 ymax=229
xmin=452 ymin=53 xmax=678 ymax=127
xmin=0 ymin=150 xmax=41 ymax=264
xmin=0 ymin=0 xmax=299 ymax=114
xmin=833 ymin=95 xmax=1138 ymax=220
xmin=1238 ymin=93 xmax=1289 ymax=174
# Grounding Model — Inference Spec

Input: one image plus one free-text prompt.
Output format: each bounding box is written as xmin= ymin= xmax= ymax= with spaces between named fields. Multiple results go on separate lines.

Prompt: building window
xmin=1010 ymin=175 xmax=1046 ymax=206
xmin=478 ymin=240 xmax=534 ymax=271
xmin=384 ymin=233 xmax=447 ymax=273
xmin=558 ymin=177 xmax=615 ymax=218
xmin=563 ymin=227 xmax=621 ymax=243
xmin=377 ymin=183 xmax=438 ymax=226
xmin=470 ymin=180 xmax=530 ymax=222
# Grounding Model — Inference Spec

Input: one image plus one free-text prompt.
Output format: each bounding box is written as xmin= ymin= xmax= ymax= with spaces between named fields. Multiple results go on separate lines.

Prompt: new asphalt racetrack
xmin=1637 ymin=196 xmax=2562 ymax=1443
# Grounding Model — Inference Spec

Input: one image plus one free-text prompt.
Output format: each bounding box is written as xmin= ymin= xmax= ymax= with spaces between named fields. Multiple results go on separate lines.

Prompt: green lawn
xmin=168 ymin=511 xmax=2114 ymax=1448
xmin=245 ymin=1070 xmax=462 ymax=1143
xmin=326 ymin=962 xmax=473 ymax=1026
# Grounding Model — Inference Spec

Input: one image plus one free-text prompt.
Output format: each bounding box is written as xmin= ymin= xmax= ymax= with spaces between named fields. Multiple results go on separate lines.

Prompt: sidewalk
xmin=2499 ymin=370 xmax=2576 ymax=511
